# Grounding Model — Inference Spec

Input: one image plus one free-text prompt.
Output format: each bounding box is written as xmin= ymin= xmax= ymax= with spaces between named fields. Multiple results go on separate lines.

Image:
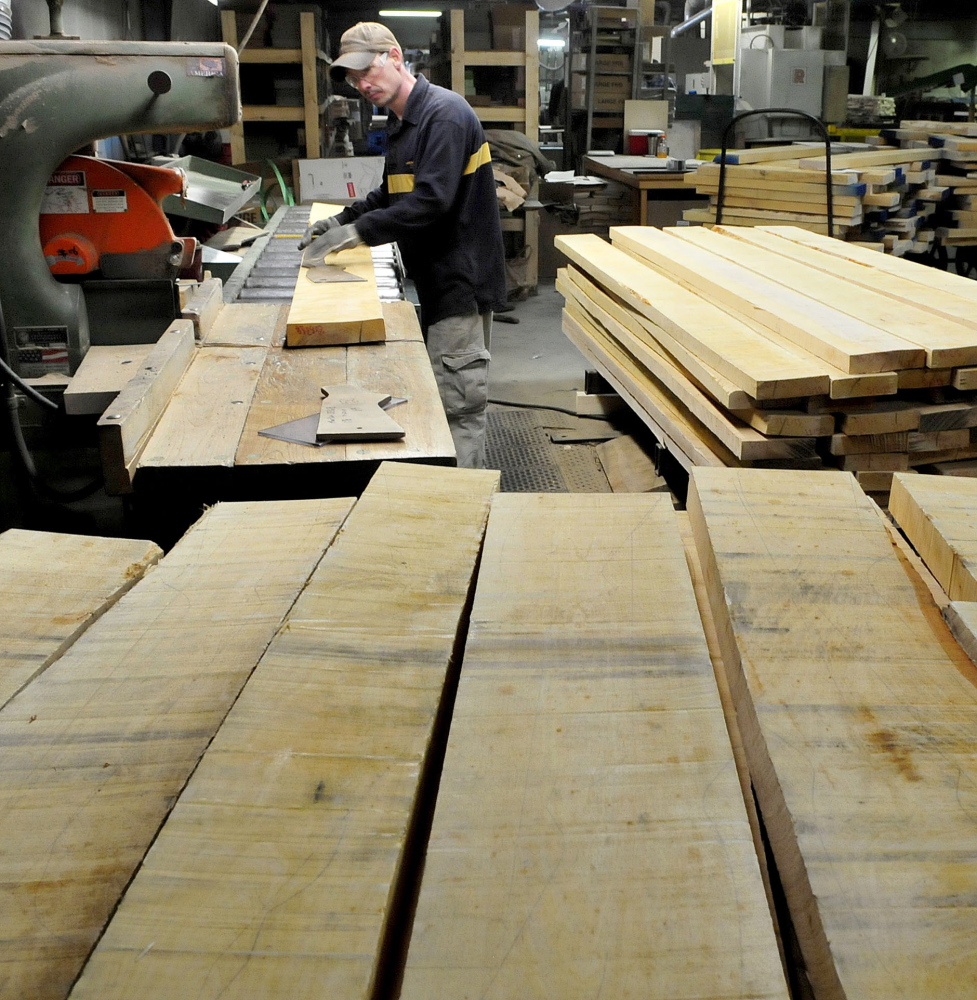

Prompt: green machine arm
xmin=0 ymin=40 xmax=241 ymax=374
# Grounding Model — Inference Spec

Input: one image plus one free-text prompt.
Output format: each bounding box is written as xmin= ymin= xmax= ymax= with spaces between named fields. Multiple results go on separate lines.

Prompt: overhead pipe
xmin=671 ymin=0 xmax=712 ymax=38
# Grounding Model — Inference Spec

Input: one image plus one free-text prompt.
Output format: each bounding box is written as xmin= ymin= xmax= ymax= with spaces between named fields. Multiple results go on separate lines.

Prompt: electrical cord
xmin=488 ymin=397 xmax=611 ymax=420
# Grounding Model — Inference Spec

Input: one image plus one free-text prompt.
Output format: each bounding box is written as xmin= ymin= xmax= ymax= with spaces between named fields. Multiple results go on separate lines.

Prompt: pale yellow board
xmin=559 ymin=294 xmax=733 ymax=469
xmin=623 ymin=98 xmax=667 ymax=133
xmin=201 ymin=302 xmax=285 ymax=348
xmin=760 ymin=225 xmax=977 ymax=305
xmin=286 ymin=202 xmax=386 ymax=346
xmin=559 ymin=300 xmax=728 ymax=471
xmin=798 ymin=147 xmax=936 ymax=170
xmin=70 ymin=463 xmax=499 ymax=1000
xmin=400 ymin=493 xmax=789 ymax=1000
xmin=615 ymin=226 xmax=922 ymax=375
xmin=718 ymin=226 xmax=977 ymax=338
xmin=561 ymin=286 xmax=816 ymax=461
xmin=889 ymin=473 xmax=977 ymax=602
xmin=63 ymin=345 xmax=154 ymax=416
xmin=669 ymin=226 xmax=971 ymax=370
xmin=689 ymin=467 xmax=977 ymax=1000
xmin=0 ymin=498 xmax=354 ymax=1000
xmin=554 ymin=234 xmax=830 ymax=400
xmin=0 ymin=530 xmax=160 ymax=709
xmin=139 ymin=347 xmax=266 ymax=469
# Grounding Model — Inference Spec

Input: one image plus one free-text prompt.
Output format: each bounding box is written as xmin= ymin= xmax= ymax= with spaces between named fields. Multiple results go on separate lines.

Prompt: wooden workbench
xmin=124 ymin=297 xmax=455 ymax=541
xmin=582 ymin=155 xmax=705 ymax=227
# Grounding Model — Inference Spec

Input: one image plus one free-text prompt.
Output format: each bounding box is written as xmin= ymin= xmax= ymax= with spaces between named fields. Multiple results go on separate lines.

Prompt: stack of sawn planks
xmin=555 ymin=222 xmax=977 ymax=495
xmin=870 ymin=119 xmax=977 ymax=249
xmin=684 ymin=140 xmax=947 ymax=253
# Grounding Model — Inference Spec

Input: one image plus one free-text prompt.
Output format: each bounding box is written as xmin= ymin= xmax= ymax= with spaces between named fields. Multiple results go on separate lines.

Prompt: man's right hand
xmin=298 ymin=215 xmax=341 ymax=250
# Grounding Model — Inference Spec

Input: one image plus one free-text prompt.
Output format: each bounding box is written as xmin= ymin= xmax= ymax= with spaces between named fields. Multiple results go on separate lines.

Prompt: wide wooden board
xmin=889 ymin=473 xmax=977 ymax=601
xmin=399 ymin=493 xmax=789 ymax=1000
xmin=201 ymin=302 xmax=285 ymax=348
xmin=0 ymin=498 xmax=353 ymax=1000
xmin=554 ymin=234 xmax=830 ymax=400
xmin=69 ymin=463 xmax=499 ymax=1000
xmin=689 ymin=467 xmax=977 ymax=1000
xmin=717 ymin=225 xmax=977 ymax=339
xmin=138 ymin=347 xmax=266 ymax=469
xmin=616 ymin=226 xmax=922 ymax=375
xmin=0 ymin=530 xmax=160 ymax=710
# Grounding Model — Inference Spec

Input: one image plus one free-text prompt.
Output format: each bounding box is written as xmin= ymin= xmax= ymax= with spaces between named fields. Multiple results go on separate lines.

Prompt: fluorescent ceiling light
xmin=538 ymin=37 xmax=566 ymax=49
xmin=379 ymin=9 xmax=443 ymax=16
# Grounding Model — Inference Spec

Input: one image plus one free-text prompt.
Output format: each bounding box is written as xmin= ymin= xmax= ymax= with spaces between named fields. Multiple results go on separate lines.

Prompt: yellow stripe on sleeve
xmin=388 ymin=173 xmax=415 ymax=193
xmin=463 ymin=142 xmax=492 ymax=176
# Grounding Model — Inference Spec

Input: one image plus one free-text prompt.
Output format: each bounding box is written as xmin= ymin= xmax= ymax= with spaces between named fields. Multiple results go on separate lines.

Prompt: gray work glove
xmin=297 ymin=214 xmax=340 ymax=250
xmin=299 ymin=222 xmax=364 ymax=266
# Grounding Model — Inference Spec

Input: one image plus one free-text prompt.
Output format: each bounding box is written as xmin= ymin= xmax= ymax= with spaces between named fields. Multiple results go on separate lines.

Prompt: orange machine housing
xmin=40 ymin=155 xmax=197 ymax=279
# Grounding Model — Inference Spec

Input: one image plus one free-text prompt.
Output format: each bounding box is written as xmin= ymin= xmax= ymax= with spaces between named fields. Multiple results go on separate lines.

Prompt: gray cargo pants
xmin=426 ymin=311 xmax=492 ymax=469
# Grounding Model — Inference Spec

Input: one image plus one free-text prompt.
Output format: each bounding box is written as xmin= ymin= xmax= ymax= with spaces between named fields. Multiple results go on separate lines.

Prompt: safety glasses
xmin=346 ymin=51 xmax=389 ymax=88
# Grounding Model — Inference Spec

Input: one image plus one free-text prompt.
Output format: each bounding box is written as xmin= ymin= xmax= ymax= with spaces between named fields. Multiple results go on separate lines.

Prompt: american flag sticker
xmin=13 ymin=326 xmax=71 ymax=377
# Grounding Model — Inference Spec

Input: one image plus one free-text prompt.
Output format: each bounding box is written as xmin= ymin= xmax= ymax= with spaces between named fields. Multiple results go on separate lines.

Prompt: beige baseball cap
xmin=330 ymin=22 xmax=400 ymax=80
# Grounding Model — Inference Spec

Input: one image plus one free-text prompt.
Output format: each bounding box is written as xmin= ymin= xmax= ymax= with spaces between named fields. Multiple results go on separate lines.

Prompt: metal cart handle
xmin=716 ymin=108 xmax=834 ymax=239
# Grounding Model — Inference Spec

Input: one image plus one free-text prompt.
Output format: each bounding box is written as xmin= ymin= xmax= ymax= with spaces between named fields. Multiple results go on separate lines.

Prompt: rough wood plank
xmin=830 ymin=431 xmax=910 ymax=455
xmin=97 ymin=321 xmax=196 ymax=494
xmin=555 ymin=234 xmax=830 ymax=401
xmin=560 ymin=303 xmax=729 ymax=471
xmin=69 ymin=463 xmax=499 ymax=1000
xmin=720 ymin=226 xmax=977 ymax=336
xmin=201 ymin=302 xmax=285 ymax=348
xmin=616 ymin=226 xmax=920 ymax=375
xmin=399 ymin=493 xmax=789 ymax=1000
xmin=890 ymin=473 xmax=977 ymax=601
xmin=285 ymin=203 xmax=386 ymax=347
xmin=689 ymin=466 xmax=977 ymax=1000
xmin=669 ymin=226 xmax=967 ymax=369
xmin=799 ymin=147 xmax=936 ymax=170
xmin=0 ymin=530 xmax=160 ymax=710
xmin=63 ymin=345 xmax=153 ymax=416
xmin=0 ymin=497 xmax=354 ymax=1000
xmin=762 ymin=225 xmax=977 ymax=305
xmin=138 ymin=347 xmax=266 ymax=469
xmin=561 ymin=294 xmax=815 ymax=462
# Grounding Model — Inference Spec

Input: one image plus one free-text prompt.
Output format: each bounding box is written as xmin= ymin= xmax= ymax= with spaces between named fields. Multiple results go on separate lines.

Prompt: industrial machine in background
xmin=0 ymin=39 xmax=242 ymax=381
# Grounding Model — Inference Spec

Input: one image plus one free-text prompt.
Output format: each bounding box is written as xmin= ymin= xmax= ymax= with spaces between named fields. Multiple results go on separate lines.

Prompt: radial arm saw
xmin=0 ymin=39 xmax=242 ymax=380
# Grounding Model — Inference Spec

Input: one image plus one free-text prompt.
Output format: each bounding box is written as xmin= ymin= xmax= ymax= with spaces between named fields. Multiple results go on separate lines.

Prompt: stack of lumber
xmin=554 ymin=223 xmax=977 ymax=495
xmin=684 ymin=142 xmax=945 ymax=251
xmin=569 ymin=176 xmax=633 ymax=229
xmin=869 ymin=119 xmax=977 ymax=249
xmin=690 ymin=466 xmax=977 ymax=1000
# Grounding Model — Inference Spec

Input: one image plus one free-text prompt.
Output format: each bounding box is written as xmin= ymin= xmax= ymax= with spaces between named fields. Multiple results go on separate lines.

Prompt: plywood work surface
xmin=69 ymin=463 xmax=499 ymax=1000
xmin=689 ymin=467 xmax=977 ymax=1000
xmin=0 ymin=498 xmax=353 ymax=1000
xmin=0 ymin=529 xmax=161 ymax=710
xmin=399 ymin=492 xmax=788 ymax=1000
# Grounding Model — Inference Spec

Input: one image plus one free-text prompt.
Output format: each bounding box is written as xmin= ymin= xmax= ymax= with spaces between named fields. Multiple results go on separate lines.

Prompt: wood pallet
xmin=554 ymin=225 xmax=977 ymax=492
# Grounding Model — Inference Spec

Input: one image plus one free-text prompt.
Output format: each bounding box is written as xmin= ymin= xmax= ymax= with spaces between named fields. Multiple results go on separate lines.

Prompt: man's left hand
xmin=300 ymin=222 xmax=364 ymax=266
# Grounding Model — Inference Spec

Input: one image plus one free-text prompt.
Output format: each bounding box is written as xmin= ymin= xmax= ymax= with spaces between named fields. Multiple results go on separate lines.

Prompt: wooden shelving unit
xmin=448 ymin=7 xmax=540 ymax=292
xmin=221 ymin=10 xmax=329 ymax=164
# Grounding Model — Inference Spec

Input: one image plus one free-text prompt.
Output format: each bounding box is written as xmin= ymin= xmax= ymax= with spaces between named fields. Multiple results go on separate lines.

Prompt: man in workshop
xmin=298 ymin=22 xmax=506 ymax=469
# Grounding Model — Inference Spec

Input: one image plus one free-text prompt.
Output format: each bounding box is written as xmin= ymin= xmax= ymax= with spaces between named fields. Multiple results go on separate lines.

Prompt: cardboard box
xmin=295 ymin=156 xmax=384 ymax=204
xmin=570 ymin=53 xmax=632 ymax=74
xmin=594 ymin=74 xmax=631 ymax=97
